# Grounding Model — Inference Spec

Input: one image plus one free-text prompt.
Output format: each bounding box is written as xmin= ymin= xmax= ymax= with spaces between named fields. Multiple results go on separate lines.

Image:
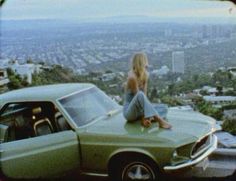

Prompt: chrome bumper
xmin=164 ymin=134 xmax=217 ymax=171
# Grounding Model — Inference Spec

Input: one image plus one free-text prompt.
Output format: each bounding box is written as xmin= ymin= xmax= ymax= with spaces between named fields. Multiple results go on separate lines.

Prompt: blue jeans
xmin=123 ymin=91 xmax=160 ymax=122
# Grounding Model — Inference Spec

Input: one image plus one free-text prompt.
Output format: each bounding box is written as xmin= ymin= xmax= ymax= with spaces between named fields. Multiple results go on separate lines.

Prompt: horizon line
xmin=1 ymin=15 xmax=236 ymax=23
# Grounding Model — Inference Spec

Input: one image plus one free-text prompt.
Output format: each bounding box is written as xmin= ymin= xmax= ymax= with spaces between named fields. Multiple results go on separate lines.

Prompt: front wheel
xmin=122 ymin=161 xmax=156 ymax=180
xmin=111 ymin=156 xmax=160 ymax=181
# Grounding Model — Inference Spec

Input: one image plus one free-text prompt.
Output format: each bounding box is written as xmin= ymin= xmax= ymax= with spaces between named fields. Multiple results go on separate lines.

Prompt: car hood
xmin=79 ymin=109 xmax=215 ymax=147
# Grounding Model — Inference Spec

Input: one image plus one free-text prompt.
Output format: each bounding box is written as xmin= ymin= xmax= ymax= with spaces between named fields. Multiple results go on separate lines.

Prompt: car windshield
xmin=59 ymin=87 xmax=121 ymax=127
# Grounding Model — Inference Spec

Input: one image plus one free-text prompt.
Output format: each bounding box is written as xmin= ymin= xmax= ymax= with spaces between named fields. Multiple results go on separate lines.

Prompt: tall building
xmin=164 ymin=29 xmax=172 ymax=37
xmin=172 ymin=51 xmax=185 ymax=74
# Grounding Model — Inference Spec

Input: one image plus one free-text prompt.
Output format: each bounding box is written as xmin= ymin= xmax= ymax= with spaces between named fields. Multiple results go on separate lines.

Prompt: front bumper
xmin=164 ymin=134 xmax=217 ymax=171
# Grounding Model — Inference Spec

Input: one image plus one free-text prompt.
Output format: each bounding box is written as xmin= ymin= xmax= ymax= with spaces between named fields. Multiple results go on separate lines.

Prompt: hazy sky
xmin=1 ymin=0 xmax=236 ymax=20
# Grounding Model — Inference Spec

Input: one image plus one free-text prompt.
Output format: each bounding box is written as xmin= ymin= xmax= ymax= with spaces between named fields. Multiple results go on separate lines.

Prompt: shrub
xmin=222 ymin=117 xmax=236 ymax=135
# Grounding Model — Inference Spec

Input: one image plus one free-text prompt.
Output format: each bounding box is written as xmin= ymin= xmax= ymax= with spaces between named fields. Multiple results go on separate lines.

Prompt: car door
xmin=0 ymin=130 xmax=80 ymax=179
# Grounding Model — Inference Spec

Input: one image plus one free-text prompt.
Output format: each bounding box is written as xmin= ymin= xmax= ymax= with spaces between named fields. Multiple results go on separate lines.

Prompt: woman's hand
xmin=141 ymin=118 xmax=152 ymax=127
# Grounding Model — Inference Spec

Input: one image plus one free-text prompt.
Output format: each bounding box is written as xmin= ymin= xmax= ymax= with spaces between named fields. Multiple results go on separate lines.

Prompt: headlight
xmin=173 ymin=150 xmax=178 ymax=158
xmin=171 ymin=150 xmax=189 ymax=166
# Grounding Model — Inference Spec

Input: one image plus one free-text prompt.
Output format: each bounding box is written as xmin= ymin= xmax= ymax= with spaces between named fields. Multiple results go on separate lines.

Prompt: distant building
xmin=151 ymin=65 xmax=170 ymax=77
xmin=164 ymin=29 xmax=172 ymax=37
xmin=9 ymin=60 xmax=42 ymax=84
xmin=202 ymin=25 xmax=223 ymax=39
xmin=202 ymin=86 xmax=218 ymax=96
xmin=203 ymin=96 xmax=236 ymax=105
xmin=76 ymin=68 xmax=88 ymax=75
xmin=202 ymin=25 xmax=211 ymax=39
xmin=176 ymin=77 xmax=182 ymax=82
xmin=197 ymin=85 xmax=234 ymax=96
xmin=227 ymin=67 xmax=236 ymax=78
xmin=169 ymin=105 xmax=193 ymax=111
xmin=100 ymin=72 xmax=124 ymax=82
xmin=176 ymin=92 xmax=199 ymax=106
xmin=224 ymin=109 xmax=236 ymax=119
xmin=100 ymin=73 xmax=116 ymax=82
xmin=0 ymin=59 xmax=10 ymax=69
xmin=231 ymin=33 xmax=236 ymax=39
xmin=172 ymin=51 xmax=185 ymax=74
xmin=211 ymin=25 xmax=222 ymax=38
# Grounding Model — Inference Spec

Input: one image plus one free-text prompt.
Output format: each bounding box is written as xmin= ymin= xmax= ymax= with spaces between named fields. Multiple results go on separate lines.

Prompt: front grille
xmin=191 ymin=134 xmax=211 ymax=158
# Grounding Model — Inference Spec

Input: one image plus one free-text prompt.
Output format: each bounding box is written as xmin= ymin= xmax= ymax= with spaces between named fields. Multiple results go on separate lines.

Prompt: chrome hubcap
xmin=122 ymin=162 xmax=155 ymax=181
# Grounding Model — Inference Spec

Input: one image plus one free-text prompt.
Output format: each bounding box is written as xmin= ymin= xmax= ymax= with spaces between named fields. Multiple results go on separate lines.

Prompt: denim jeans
xmin=123 ymin=91 xmax=160 ymax=122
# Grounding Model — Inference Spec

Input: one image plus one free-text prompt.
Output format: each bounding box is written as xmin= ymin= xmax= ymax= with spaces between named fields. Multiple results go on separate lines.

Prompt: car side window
xmin=0 ymin=102 xmax=71 ymax=142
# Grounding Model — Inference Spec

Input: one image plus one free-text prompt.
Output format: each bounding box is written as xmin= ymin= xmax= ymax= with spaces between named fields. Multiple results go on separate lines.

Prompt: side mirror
xmin=0 ymin=124 xmax=9 ymax=143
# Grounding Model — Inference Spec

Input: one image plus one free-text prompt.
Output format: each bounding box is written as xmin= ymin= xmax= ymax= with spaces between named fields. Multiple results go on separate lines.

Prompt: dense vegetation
xmin=222 ymin=117 xmax=236 ymax=135
xmin=6 ymin=68 xmax=29 ymax=89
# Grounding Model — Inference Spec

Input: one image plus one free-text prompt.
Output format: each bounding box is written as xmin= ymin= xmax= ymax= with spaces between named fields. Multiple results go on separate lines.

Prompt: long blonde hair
xmin=131 ymin=52 xmax=149 ymax=87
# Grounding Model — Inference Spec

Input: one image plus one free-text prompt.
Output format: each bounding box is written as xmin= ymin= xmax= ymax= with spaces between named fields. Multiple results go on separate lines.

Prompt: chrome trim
xmin=81 ymin=172 xmax=108 ymax=177
xmin=191 ymin=134 xmax=212 ymax=159
xmin=57 ymin=86 xmax=94 ymax=101
xmin=196 ymin=131 xmax=212 ymax=142
xmin=164 ymin=135 xmax=217 ymax=171
xmin=190 ymin=131 xmax=213 ymax=158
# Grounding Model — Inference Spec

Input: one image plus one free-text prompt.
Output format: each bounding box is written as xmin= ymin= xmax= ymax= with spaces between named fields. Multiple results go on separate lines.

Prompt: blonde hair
xmin=131 ymin=52 xmax=149 ymax=87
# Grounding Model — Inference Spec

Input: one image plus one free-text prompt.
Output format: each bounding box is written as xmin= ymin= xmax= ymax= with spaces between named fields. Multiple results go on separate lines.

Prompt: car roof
xmin=0 ymin=83 xmax=95 ymax=107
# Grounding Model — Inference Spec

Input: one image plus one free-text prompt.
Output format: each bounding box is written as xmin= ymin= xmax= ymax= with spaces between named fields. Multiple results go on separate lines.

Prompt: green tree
xmin=105 ymin=70 xmax=113 ymax=73
xmin=8 ymin=75 xmax=22 ymax=89
xmin=222 ymin=117 xmax=236 ymax=135
xmin=150 ymin=88 xmax=158 ymax=100
xmin=195 ymin=98 xmax=223 ymax=120
xmin=7 ymin=68 xmax=28 ymax=90
xmin=216 ymin=83 xmax=223 ymax=96
xmin=26 ymin=58 xmax=34 ymax=64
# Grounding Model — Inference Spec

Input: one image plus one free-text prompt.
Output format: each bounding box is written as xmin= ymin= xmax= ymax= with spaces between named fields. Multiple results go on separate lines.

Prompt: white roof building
xmin=9 ymin=61 xmax=42 ymax=84
xmin=0 ymin=69 xmax=9 ymax=87
xmin=202 ymin=86 xmax=218 ymax=95
xmin=228 ymin=67 xmax=236 ymax=77
xmin=169 ymin=105 xmax=193 ymax=111
xmin=151 ymin=65 xmax=170 ymax=77
xmin=197 ymin=86 xmax=234 ymax=96
xmin=0 ymin=59 xmax=10 ymax=69
xmin=100 ymin=73 xmax=116 ymax=82
xmin=203 ymin=96 xmax=236 ymax=104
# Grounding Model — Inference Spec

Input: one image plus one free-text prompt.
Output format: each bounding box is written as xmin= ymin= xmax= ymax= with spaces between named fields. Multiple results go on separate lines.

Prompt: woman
xmin=123 ymin=52 xmax=172 ymax=129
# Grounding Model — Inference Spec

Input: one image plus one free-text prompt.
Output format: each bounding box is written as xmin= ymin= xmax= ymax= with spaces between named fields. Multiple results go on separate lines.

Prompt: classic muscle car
xmin=0 ymin=83 xmax=217 ymax=181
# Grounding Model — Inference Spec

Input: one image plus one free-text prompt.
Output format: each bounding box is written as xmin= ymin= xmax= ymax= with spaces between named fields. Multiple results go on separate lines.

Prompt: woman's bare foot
xmin=141 ymin=117 xmax=152 ymax=127
xmin=154 ymin=116 xmax=172 ymax=129
xmin=159 ymin=120 xmax=172 ymax=129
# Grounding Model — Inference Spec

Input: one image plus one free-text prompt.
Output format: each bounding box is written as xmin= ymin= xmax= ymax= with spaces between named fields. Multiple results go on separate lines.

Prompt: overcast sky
xmin=1 ymin=0 xmax=236 ymax=20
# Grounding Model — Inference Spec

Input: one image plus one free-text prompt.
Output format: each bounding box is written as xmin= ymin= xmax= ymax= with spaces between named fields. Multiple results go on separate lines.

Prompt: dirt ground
xmin=52 ymin=173 xmax=236 ymax=181
xmin=3 ymin=171 xmax=235 ymax=181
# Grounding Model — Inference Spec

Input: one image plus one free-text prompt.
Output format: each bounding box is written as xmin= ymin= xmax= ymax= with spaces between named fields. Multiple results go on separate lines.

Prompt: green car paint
xmin=76 ymin=109 xmax=214 ymax=174
xmin=1 ymin=131 xmax=80 ymax=178
xmin=0 ymin=83 xmax=217 ymax=179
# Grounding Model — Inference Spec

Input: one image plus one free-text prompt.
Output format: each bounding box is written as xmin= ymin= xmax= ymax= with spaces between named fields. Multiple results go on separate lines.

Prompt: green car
xmin=0 ymin=83 xmax=217 ymax=181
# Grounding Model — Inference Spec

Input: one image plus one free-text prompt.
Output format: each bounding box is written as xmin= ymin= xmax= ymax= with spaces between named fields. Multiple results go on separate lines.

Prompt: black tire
xmin=110 ymin=155 xmax=160 ymax=181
